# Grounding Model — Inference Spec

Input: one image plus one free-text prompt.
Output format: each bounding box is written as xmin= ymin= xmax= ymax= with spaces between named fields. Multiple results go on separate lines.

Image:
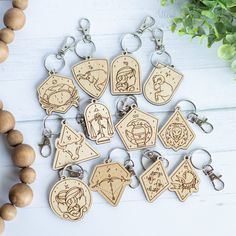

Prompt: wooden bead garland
xmin=0 ymin=0 xmax=28 ymax=63
xmin=0 ymin=100 xmax=36 ymax=235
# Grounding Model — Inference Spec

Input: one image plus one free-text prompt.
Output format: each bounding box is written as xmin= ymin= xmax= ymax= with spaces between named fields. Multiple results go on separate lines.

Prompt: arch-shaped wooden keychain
xmin=37 ymin=37 xmax=79 ymax=115
xmin=72 ymin=18 xmax=109 ymax=99
xmin=111 ymin=16 xmax=155 ymax=95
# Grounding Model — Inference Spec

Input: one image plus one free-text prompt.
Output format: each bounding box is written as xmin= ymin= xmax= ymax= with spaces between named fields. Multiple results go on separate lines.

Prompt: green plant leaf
xmin=217 ymin=44 xmax=236 ymax=61
xmin=231 ymin=59 xmax=236 ymax=71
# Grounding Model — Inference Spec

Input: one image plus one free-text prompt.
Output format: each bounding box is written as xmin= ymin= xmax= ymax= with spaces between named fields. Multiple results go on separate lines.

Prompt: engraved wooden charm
xmin=72 ymin=59 xmax=109 ymax=99
xmin=111 ymin=53 xmax=141 ymax=95
xmin=115 ymin=105 xmax=159 ymax=151
xmin=84 ymin=100 xmax=114 ymax=144
xmin=159 ymin=107 xmax=195 ymax=151
xmin=169 ymin=156 xmax=200 ymax=201
xmin=89 ymin=162 xmax=131 ymax=206
xmin=49 ymin=177 xmax=92 ymax=220
xmin=37 ymin=74 xmax=79 ymax=115
xmin=144 ymin=63 xmax=183 ymax=105
xmin=53 ymin=122 xmax=100 ymax=170
xmin=139 ymin=160 xmax=170 ymax=202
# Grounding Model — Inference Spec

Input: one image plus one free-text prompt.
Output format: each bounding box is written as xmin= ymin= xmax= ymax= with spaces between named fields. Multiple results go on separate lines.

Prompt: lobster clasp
xmin=38 ymin=129 xmax=52 ymax=158
xmin=188 ymin=112 xmax=214 ymax=134
xmin=203 ymin=165 xmax=224 ymax=191
xmin=57 ymin=36 xmax=76 ymax=58
xmin=137 ymin=16 xmax=155 ymax=34
xmin=124 ymin=159 xmax=140 ymax=189
xmin=78 ymin=18 xmax=91 ymax=42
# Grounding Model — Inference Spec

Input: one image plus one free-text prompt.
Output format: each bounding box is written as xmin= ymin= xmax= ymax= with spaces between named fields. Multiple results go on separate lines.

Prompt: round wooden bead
xmin=0 ymin=217 xmax=4 ymax=234
xmin=12 ymin=0 xmax=28 ymax=10
xmin=0 ymin=28 xmax=15 ymax=44
xmin=7 ymin=130 xmax=23 ymax=147
xmin=0 ymin=41 xmax=9 ymax=63
xmin=0 ymin=110 xmax=15 ymax=134
xmin=20 ymin=167 xmax=36 ymax=184
xmin=0 ymin=204 xmax=17 ymax=221
xmin=3 ymin=8 xmax=26 ymax=31
xmin=0 ymin=101 xmax=3 ymax=110
xmin=9 ymin=183 xmax=33 ymax=208
xmin=12 ymin=144 xmax=35 ymax=167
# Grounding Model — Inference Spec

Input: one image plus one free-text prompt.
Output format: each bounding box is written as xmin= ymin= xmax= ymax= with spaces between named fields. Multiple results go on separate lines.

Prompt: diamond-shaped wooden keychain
xmin=72 ymin=19 xmax=109 ymax=99
xmin=139 ymin=150 xmax=170 ymax=202
xmin=53 ymin=121 xmax=100 ymax=170
xmin=169 ymin=156 xmax=200 ymax=201
xmin=115 ymin=96 xmax=159 ymax=151
xmin=37 ymin=37 xmax=79 ymax=115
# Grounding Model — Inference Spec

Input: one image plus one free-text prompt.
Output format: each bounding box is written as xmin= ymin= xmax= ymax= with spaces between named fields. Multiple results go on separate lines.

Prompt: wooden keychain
xmin=72 ymin=18 xmax=109 ymax=99
xmin=139 ymin=150 xmax=170 ymax=202
xmin=89 ymin=148 xmax=134 ymax=207
xmin=159 ymin=99 xmax=214 ymax=151
xmin=77 ymin=99 xmax=114 ymax=144
xmin=110 ymin=16 xmax=155 ymax=95
xmin=115 ymin=96 xmax=159 ymax=151
xmin=169 ymin=154 xmax=200 ymax=201
xmin=49 ymin=164 xmax=92 ymax=221
xmin=144 ymin=27 xmax=183 ymax=105
xmin=37 ymin=36 xmax=79 ymax=115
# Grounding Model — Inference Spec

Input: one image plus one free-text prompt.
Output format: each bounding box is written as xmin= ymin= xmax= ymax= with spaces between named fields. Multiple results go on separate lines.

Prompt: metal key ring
xmin=150 ymin=50 xmax=172 ymax=68
xmin=43 ymin=114 xmax=65 ymax=136
xmin=60 ymin=164 xmax=86 ymax=180
xmin=44 ymin=53 xmax=66 ymax=74
xmin=175 ymin=99 xmax=197 ymax=114
xmin=189 ymin=148 xmax=212 ymax=170
xmin=75 ymin=39 xmax=96 ymax=59
xmin=105 ymin=147 xmax=131 ymax=163
xmin=121 ymin=33 xmax=142 ymax=53
xmin=116 ymin=95 xmax=138 ymax=118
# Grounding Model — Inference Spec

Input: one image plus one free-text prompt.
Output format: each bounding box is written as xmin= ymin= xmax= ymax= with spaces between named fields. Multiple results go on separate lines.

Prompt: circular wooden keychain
xmin=0 ymin=101 xmax=36 ymax=234
xmin=0 ymin=0 xmax=28 ymax=63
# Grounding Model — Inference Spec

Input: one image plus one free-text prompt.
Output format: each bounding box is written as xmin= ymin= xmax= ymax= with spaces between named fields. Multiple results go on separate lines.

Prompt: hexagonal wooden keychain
xmin=72 ymin=18 xmax=109 ymax=99
xmin=115 ymin=96 xmax=159 ymax=151
xmin=139 ymin=150 xmax=170 ymax=202
xmin=144 ymin=27 xmax=183 ymax=105
xmin=77 ymin=99 xmax=114 ymax=144
xmin=37 ymin=36 xmax=79 ymax=115
xmin=110 ymin=16 xmax=155 ymax=95
xmin=49 ymin=164 xmax=92 ymax=220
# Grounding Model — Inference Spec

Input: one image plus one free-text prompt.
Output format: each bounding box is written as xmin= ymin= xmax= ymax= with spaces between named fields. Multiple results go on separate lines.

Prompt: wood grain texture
xmin=0 ymin=0 xmax=235 ymax=235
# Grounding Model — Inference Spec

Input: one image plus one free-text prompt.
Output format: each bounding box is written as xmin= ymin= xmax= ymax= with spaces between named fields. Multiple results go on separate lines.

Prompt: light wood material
xmin=115 ymin=105 xmax=159 ymax=150
xmin=84 ymin=99 xmax=114 ymax=144
xmin=53 ymin=122 xmax=100 ymax=170
xmin=90 ymin=161 xmax=131 ymax=206
xmin=0 ymin=41 xmax=9 ymax=63
xmin=0 ymin=204 xmax=17 ymax=221
xmin=37 ymin=74 xmax=79 ymax=115
xmin=49 ymin=178 xmax=92 ymax=221
xmin=72 ymin=59 xmax=109 ymax=99
xmin=12 ymin=0 xmax=28 ymax=10
xmin=0 ymin=217 xmax=4 ymax=235
xmin=139 ymin=160 xmax=170 ymax=202
xmin=0 ymin=28 xmax=15 ymax=44
xmin=19 ymin=167 xmax=36 ymax=184
xmin=159 ymin=107 xmax=195 ymax=151
xmin=169 ymin=156 xmax=200 ymax=201
xmin=111 ymin=53 xmax=141 ymax=95
xmin=9 ymin=183 xmax=33 ymax=208
xmin=144 ymin=63 xmax=183 ymax=105
xmin=3 ymin=8 xmax=26 ymax=31
xmin=0 ymin=110 xmax=15 ymax=134
xmin=0 ymin=101 xmax=3 ymax=110
xmin=7 ymin=129 xmax=23 ymax=146
xmin=11 ymin=144 xmax=36 ymax=167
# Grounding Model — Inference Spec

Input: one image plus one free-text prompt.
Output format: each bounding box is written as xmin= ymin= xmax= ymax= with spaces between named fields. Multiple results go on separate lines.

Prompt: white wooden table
xmin=0 ymin=0 xmax=235 ymax=235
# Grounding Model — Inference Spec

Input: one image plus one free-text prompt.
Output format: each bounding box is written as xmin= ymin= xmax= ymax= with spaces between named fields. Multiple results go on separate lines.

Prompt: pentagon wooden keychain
xmin=139 ymin=150 xmax=170 ymax=202
xmin=53 ymin=120 xmax=100 ymax=170
xmin=110 ymin=16 xmax=155 ymax=95
xmin=49 ymin=164 xmax=92 ymax=220
xmin=159 ymin=100 xmax=214 ymax=151
xmin=169 ymin=155 xmax=200 ymax=201
xmin=144 ymin=27 xmax=183 ymax=105
xmin=115 ymin=96 xmax=159 ymax=151
xmin=37 ymin=37 xmax=79 ymax=115
xmin=77 ymin=99 xmax=114 ymax=144
xmin=72 ymin=18 xmax=109 ymax=99
xmin=89 ymin=148 xmax=133 ymax=206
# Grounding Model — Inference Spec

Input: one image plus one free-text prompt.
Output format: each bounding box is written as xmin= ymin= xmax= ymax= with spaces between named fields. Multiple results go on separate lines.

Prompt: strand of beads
xmin=0 ymin=0 xmax=28 ymax=63
xmin=0 ymin=100 xmax=36 ymax=235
